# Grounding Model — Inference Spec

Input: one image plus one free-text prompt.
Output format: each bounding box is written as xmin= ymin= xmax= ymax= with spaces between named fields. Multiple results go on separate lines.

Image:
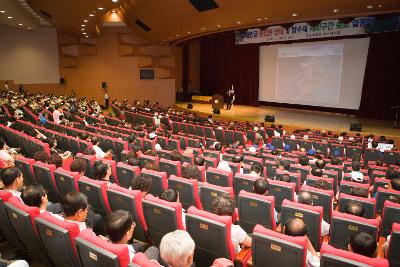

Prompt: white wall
xmin=259 ymin=38 xmax=370 ymax=109
xmin=0 ymin=24 xmax=60 ymax=84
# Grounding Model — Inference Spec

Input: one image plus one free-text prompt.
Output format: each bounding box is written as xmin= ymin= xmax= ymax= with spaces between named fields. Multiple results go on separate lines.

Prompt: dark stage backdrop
xmin=358 ymin=31 xmax=400 ymax=120
xmin=200 ymin=31 xmax=259 ymax=106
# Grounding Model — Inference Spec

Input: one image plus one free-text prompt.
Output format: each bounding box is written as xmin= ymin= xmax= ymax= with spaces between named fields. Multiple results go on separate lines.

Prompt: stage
xmin=174 ymin=102 xmax=400 ymax=138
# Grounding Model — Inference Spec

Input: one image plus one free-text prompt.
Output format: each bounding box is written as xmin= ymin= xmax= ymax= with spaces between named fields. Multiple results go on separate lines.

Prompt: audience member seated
xmin=47 ymin=136 xmax=72 ymax=160
xmin=160 ymin=188 xmax=186 ymax=225
xmin=298 ymin=155 xmax=310 ymax=167
xmin=104 ymin=210 xmax=159 ymax=262
xmin=182 ymin=164 xmax=200 ymax=180
xmin=130 ymin=173 xmax=152 ymax=198
xmin=283 ymin=217 xmax=320 ymax=267
xmin=298 ymin=191 xmax=330 ymax=236
xmin=1 ymin=167 xmax=24 ymax=201
xmin=315 ymin=159 xmax=326 ymax=170
xmin=311 ymin=168 xmax=323 ymax=177
xmin=69 ymin=158 xmax=87 ymax=176
xmin=311 ymin=179 xmax=330 ymax=191
xmin=33 ymin=150 xmax=50 ymax=164
xmin=21 ymin=183 xmax=62 ymax=214
xmin=254 ymin=178 xmax=279 ymax=223
xmin=93 ymin=161 xmax=112 ymax=186
xmin=351 ymin=161 xmax=364 ymax=183
xmin=160 ymin=230 xmax=195 ymax=267
xmin=0 ymin=137 xmax=15 ymax=167
xmin=170 ymin=149 xmax=182 ymax=162
xmin=91 ymin=136 xmax=113 ymax=160
xmin=211 ymin=194 xmax=252 ymax=253
xmin=61 ymin=191 xmax=91 ymax=232
xmin=194 ymin=156 xmax=205 ymax=166
xmin=350 ymin=187 xmax=369 ymax=198
xmin=345 ymin=200 xmax=365 ymax=217
xmin=348 ymin=232 xmax=377 ymax=258
xmin=249 ymin=162 xmax=263 ymax=177
xmin=48 ymin=153 xmax=63 ymax=168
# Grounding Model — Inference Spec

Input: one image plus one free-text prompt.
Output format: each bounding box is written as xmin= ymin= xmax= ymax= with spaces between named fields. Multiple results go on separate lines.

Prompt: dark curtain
xmin=358 ymin=31 xmax=400 ymax=120
xmin=200 ymin=31 xmax=259 ymax=106
xmin=182 ymin=44 xmax=190 ymax=101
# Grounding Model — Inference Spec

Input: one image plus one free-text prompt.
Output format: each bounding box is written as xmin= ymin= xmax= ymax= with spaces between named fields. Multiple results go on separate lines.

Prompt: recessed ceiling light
xmin=98 ymin=7 xmax=104 ymax=10
xmin=201 ymin=27 xmax=206 ymax=31
xmin=27 ymin=27 xmax=31 ymax=29
xmin=378 ymin=4 xmax=382 ymax=8
xmin=112 ymin=10 xmax=116 ymax=13
xmin=236 ymin=21 xmax=241 ymax=24
xmin=367 ymin=5 xmax=373 ymax=9
xmin=18 ymin=23 xmax=23 ymax=26
xmin=81 ymin=24 xmax=85 ymax=27
xmin=81 ymin=28 xmax=85 ymax=31
xmin=0 ymin=10 xmax=5 ymax=13
xmin=217 ymin=24 xmax=221 ymax=28
xmin=112 ymin=0 xmax=118 ymax=2
xmin=85 ymin=36 xmax=89 ymax=38
xmin=84 ymin=19 xmax=88 ymax=22
xmin=187 ymin=31 xmax=191 ymax=34
xmin=83 ymin=32 xmax=86 ymax=35
xmin=333 ymin=8 xmax=339 ymax=13
xmin=257 ymin=18 xmax=262 ymax=21
xmin=292 ymin=13 xmax=298 ymax=17
xmin=89 ymin=14 xmax=94 ymax=17
xmin=264 ymin=17 xmax=268 ymax=20
xmin=162 ymin=39 xmax=166 ymax=42
xmin=175 ymin=34 xmax=179 ymax=37
xmin=7 ymin=16 xmax=12 ymax=19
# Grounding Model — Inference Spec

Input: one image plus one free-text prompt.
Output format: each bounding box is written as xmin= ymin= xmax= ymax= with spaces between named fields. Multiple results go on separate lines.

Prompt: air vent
xmin=188 ymin=0 xmax=219 ymax=12
xmin=135 ymin=19 xmax=151 ymax=32
xmin=40 ymin=9 xmax=52 ymax=19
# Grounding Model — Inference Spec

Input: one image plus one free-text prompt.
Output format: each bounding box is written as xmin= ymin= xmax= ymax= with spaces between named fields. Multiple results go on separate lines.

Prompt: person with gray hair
xmin=160 ymin=230 xmax=195 ymax=267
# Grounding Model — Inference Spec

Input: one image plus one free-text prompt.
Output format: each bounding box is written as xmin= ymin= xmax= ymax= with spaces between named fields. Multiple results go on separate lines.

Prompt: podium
xmin=211 ymin=94 xmax=224 ymax=110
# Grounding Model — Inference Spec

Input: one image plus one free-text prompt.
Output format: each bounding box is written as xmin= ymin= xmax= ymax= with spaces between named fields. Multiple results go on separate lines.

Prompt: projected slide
xmin=276 ymin=44 xmax=343 ymax=105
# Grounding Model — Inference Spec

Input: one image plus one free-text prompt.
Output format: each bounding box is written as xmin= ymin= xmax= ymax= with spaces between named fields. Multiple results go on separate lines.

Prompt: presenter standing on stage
xmin=226 ymin=85 xmax=235 ymax=110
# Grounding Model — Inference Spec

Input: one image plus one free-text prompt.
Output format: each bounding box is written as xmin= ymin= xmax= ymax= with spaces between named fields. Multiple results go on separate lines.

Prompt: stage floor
xmin=174 ymin=103 xmax=400 ymax=137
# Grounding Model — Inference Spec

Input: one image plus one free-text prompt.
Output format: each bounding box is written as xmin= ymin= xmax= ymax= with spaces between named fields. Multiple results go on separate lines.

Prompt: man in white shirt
xmin=104 ymin=91 xmax=109 ymax=109
xmin=61 ymin=191 xmax=90 ymax=232
xmin=283 ymin=218 xmax=320 ymax=267
xmin=0 ymin=138 xmax=14 ymax=166
xmin=297 ymin=191 xmax=330 ymax=237
xmin=1 ymin=167 xmax=24 ymax=202
xmin=104 ymin=210 xmax=159 ymax=262
xmin=350 ymin=161 xmax=364 ymax=183
xmin=52 ymin=105 xmax=63 ymax=124
xmin=91 ymin=136 xmax=112 ymax=160
xmin=249 ymin=162 xmax=263 ymax=177
xmin=253 ymin=178 xmax=279 ymax=223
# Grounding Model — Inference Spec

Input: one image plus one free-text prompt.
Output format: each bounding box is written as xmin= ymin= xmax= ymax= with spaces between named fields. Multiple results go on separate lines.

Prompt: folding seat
xmin=251 ymin=224 xmax=308 ymax=267
xmin=203 ymin=150 xmax=220 ymax=162
xmin=4 ymin=197 xmax=53 ymax=265
xmin=300 ymin=185 xmax=334 ymax=223
xmin=177 ymin=135 xmax=188 ymax=150
xmin=78 ymin=176 xmax=111 ymax=216
xmin=283 ymin=138 xmax=298 ymax=152
xmin=168 ymin=175 xmax=202 ymax=210
xmin=376 ymin=187 xmax=400 ymax=213
xmin=237 ymin=191 xmax=276 ymax=233
xmin=371 ymin=171 xmax=387 ymax=185
xmin=54 ymin=167 xmax=80 ymax=196
xmin=313 ymin=141 xmax=329 ymax=156
xmin=159 ymin=158 xmax=181 ymax=177
xmin=387 ymin=223 xmax=400 ymax=267
xmin=142 ymin=194 xmax=185 ymax=245
xmin=346 ymin=146 xmax=363 ymax=159
xmin=157 ymin=136 xmax=168 ymax=150
xmin=265 ymin=160 xmax=278 ymax=178
xmin=320 ymin=243 xmax=389 ymax=267
xmin=275 ymin=171 xmax=301 ymax=192
xmin=138 ymin=154 xmax=159 ymax=168
xmin=267 ymin=179 xmax=296 ymax=211
xmin=172 ymin=121 xmax=180 ymax=133
xmin=167 ymin=139 xmax=180 ymax=150
xmin=383 ymin=150 xmax=400 ymax=166
xmin=35 ymin=212 xmax=81 ymax=267
xmin=187 ymin=123 xmax=196 ymax=135
xmin=280 ymin=199 xmax=323 ymax=250
xmin=185 ymin=207 xmax=235 ymax=266
xmin=76 ymin=153 xmax=96 ymax=178
xmin=198 ymin=183 xmax=234 ymax=212
xmin=157 ymin=149 xmax=171 ymax=159
xmin=0 ymin=191 xmax=26 ymax=252
xmin=182 ymin=162 xmax=205 ymax=182
xmin=130 ymin=252 xmax=160 ymax=267
xmin=204 ymin=156 xmax=217 ymax=169
xmin=33 ymin=161 xmax=60 ymax=203
xmin=330 ymin=144 xmax=345 ymax=157
xmin=224 ymin=130 xmax=235 ymax=145
xmin=187 ymin=137 xmax=199 ymax=148
xmin=140 ymin=168 xmax=168 ymax=197
xmin=298 ymin=140 xmax=313 ymax=151
xmin=214 ymin=127 xmax=225 ymax=144
xmin=289 ymin=165 xmax=310 ymax=184
xmin=242 ymin=164 xmax=266 ymax=177
xmin=246 ymin=130 xmax=256 ymax=143
xmin=306 ymin=175 xmax=334 ymax=191
xmin=206 ymin=167 xmax=233 ymax=187
xmin=324 ymin=164 xmax=344 ymax=181
xmin=338 ymin=193 xmax=376 ymax=219
xmin=234 ymin=131 xmax=246 ymax=145
xmin=178 ymin=122 xmax=188 ymax=133
xmin=364 ymin=148 xmax=381 ymax=162
xmin=143 ymin=138 xmax=156 ymax=151
xmin=120 ymin=150 xmax=129 ymax=162
xmin=106 ymin=184 xmax=148 ymax=242
xmin=181 ymin=153 xmax=194 ymax=164
xmin=14 ymin=156 xmax=36 ymax=185
xmin=204 ymin=126 xmax=215 ymax=138
xmin=339 ymin=180 xmax=370 ymax=197
xmin=233 ymin=173 xmax=258 ymax=196
xmin=329 ymin=211 xmax=379 ymax=250
xmin=102 ymin=158 xmax=119 ymax=185
xmin=195 ymin=125 xmax=205 ymax=137
xmin=380 ymin=201 xmax=400 ymax=237
xmin=190 ymin=147 xmax=203 ymax=158
xmin=243 ymin=156 xmax=263 ymax=167
xmin=205 ymin=138 xmax=217 ymax=149
xmin=228 ymin=162 xmax=240 ymax=174
xmin=116 ymin=162 xmax=140 ymax=189
xmin=342 ymin=173 xmax=370 ymax=184
xmin=271 ymin=137 xmax=284 ymax=149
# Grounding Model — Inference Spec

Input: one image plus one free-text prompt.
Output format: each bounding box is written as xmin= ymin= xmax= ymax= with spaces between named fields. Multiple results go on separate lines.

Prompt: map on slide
xmin=276 ymin=44 xmax=343 ymax=105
